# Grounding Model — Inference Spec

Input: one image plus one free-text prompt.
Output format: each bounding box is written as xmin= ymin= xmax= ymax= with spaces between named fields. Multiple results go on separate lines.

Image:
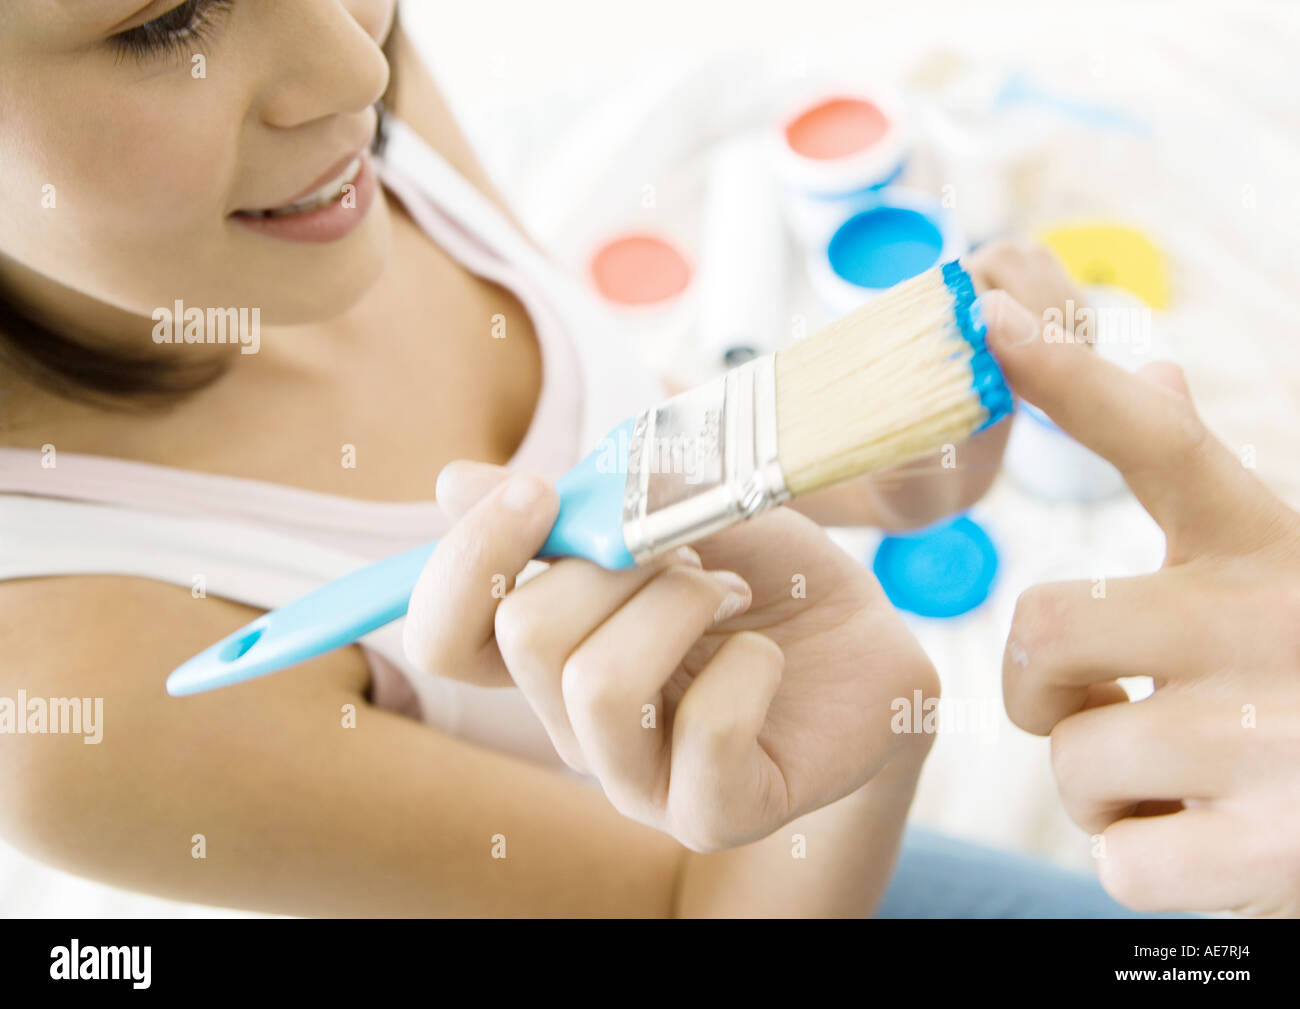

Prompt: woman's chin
xmin=233 ymin=193 xmax=394 ymax=326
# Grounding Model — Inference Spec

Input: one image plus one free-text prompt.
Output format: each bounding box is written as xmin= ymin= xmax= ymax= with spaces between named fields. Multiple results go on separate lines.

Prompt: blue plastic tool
xmin=166 ymin=419 xmax=636 ymax=696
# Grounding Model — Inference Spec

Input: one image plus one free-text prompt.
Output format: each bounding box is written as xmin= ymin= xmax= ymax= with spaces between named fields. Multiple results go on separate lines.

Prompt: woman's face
xmin=0 ymin=0 xmax=398 ymax=333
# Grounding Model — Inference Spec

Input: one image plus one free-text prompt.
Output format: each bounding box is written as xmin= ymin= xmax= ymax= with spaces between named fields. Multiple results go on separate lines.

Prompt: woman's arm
xmin=0 ymin=576 xmax=677 ymax=916
xmin=0 ymin=573 xmax=918 ymax=917
xmin=677 ymin=744 xmax=926 ymax=916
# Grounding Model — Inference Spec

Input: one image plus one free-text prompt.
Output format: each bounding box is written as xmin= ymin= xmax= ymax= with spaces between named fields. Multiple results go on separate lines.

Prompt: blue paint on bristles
xmin=941 ymin=259 xmax=1014 ymax=430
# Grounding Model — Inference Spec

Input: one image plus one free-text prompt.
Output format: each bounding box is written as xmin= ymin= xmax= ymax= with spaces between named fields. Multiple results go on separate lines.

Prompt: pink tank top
xmin=0 ymin=118 xmax=665 ymax=768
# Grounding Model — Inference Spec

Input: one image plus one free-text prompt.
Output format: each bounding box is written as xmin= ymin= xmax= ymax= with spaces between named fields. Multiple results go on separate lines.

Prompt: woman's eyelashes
xmin=110 ymin=0 xmax=234 ymax=63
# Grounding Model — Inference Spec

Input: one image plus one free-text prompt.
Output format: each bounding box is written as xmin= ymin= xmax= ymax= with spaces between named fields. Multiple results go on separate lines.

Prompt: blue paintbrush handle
xmin=166 ymin=419 xmax=636 ymax=696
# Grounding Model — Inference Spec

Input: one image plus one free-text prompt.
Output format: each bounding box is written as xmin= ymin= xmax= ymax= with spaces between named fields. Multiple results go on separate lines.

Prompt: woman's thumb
xmin=436 ymin=460 xmax=514 ymax=519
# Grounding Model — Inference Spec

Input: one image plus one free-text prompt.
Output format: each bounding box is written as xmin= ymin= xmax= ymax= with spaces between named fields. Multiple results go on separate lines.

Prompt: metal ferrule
xmin=620 ymin=354 xmax=791 ymax=564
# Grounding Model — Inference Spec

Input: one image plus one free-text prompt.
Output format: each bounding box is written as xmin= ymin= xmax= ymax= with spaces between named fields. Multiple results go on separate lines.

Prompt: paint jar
xmin=772 ymin=88 xmax=909 ymax=249
xmin=586 ymin=230 xmax=695 ymax=376
xmin=809 ymin=189 xmax=965 ymax=316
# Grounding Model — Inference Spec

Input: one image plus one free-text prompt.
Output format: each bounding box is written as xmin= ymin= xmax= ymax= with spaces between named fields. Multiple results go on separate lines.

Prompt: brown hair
xmin=0 ymin=19 xmax=402 ymax=409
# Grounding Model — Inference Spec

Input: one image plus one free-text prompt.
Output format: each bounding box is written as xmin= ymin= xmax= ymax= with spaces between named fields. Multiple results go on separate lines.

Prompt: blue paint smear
xmin=828 ymin=207 xmax=944 ymax=289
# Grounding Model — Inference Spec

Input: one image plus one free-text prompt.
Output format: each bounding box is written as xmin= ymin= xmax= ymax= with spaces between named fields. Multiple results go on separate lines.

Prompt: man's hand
xmin=987 ymin=293 xmax=1300 ymax=917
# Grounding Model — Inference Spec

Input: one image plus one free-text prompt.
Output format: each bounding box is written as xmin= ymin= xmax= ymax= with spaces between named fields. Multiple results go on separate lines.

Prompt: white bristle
xmin=775 ymin=266 xmax=985 ymax=497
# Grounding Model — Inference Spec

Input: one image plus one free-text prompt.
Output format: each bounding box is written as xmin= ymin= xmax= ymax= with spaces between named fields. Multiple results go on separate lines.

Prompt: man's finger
xmin=1100 ymin=806 xmax=1274 ymax=914
xmin=981 ymin=291 xmax=1277 ymax=556
xmin=1001 ymin=571 xmax=1232 ymax=734
xmin=1136 ymin=359 xmax=1193 ymax=398
xmin=1049 ymin=692 xmax=1236 ymax=835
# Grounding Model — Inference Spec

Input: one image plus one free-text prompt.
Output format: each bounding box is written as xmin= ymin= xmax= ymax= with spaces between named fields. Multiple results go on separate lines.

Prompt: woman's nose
xmin=256 ymin=0 xmax=392 ymax=130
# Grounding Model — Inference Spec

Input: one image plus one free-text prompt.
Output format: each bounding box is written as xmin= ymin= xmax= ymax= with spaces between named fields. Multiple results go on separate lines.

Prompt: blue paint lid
xmin=871 ymin=515 xmax=999 ymax=618
xmin=828 ymin=205 xmax=945 ymax=289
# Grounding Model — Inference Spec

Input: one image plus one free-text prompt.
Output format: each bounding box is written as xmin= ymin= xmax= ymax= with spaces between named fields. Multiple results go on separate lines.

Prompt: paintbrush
xmin=167 ymin=259 xmax=1010 ymax=696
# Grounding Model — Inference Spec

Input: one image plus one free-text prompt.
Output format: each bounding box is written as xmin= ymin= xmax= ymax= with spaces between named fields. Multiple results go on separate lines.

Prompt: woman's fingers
xmin=493 ymin=548 xmax=704 ymax=771
xmin=403 ymin=472 xmax=559 ymax=685
xmin=435 ymin=460 xmax=513 ymax=519
xmin=560 ymin=565 xmax=753 ymax=821
xmin=669 ymin=632 xmax=786 ymax=849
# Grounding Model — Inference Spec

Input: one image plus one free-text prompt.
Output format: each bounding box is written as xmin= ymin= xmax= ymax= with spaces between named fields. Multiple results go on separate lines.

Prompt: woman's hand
xmin=986 ymin=293 xmax=1300 ymax=917
xmin=406 ymin=463 xmax=938 ymax=852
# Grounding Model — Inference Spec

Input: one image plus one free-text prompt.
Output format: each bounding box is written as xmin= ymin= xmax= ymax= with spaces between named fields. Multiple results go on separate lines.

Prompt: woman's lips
xmin=230 ymin=151 xmax=378 ymax=244
xmin=269 ymin=148 xmax=368 ymax=210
